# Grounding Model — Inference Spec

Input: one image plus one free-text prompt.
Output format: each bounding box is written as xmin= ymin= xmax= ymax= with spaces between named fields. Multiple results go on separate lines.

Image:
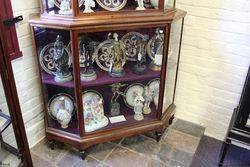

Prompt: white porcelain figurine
xmin=134 ymin=95 xmax=145 ymax=121
xmin=135 ymin=0 xmax=145 ymax=10
xmin=143 ymin=86 xmax=153 ymax=114
xmin=59 ymin=0 xmax=72 ymax=15
xmin=56 ymin=97 xmax=72 ymax=128
xmin=83 ymin=0 xmax=95 ymax=13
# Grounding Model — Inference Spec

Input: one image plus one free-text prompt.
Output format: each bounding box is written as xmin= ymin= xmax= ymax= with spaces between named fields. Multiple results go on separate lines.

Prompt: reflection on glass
xmin=163 ymin=19 xmax=182 ymax=112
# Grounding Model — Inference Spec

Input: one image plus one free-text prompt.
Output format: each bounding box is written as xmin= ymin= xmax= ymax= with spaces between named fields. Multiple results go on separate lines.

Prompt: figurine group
xmin=53 ymin=0 xmax=151 ymax=15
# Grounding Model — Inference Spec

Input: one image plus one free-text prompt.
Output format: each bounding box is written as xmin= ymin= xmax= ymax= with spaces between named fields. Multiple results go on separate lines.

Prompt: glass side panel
xmin=163 ymin=19 xmax=182 ymax=112
xmin=42 ymin=0 xmax=73 ymax=15
xmin=33 ymin=27 xmax=79 ymax=135
xmin=77 ymin=27 xmax=165 ymax=134
xmin=79 ymin=0 xmax=160 ymax=13
xmin=0 ymin=76 xmax=21 ymax=166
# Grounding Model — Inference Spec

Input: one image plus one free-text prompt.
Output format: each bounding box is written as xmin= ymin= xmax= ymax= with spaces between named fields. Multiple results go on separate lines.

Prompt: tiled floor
xmin=31 ymin=119 xmax=205 ymax=167
xmin=2 ymin=119 xmax=249 ymax=166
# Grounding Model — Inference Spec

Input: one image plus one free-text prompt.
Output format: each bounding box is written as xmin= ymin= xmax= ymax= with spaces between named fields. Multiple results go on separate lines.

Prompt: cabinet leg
xmin=219 ymin=139 xmax=231 ymax=167
xmin=169 ymin=115 xmax=175 ymax=125
xmin=48 ymin=140 xmax=56 ymax=150
xmin=79 ymin=147 xmax=91 ymax=160
xmin=155 ymin=132 xmax=163 ymax=142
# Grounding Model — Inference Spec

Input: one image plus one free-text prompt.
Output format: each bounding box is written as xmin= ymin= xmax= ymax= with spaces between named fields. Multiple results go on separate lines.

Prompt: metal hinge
xmin=3 ymin=15 xmax=23 ymax=26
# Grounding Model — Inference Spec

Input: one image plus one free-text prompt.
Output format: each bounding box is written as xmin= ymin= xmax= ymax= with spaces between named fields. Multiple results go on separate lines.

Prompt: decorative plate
xmin=94 ymin=39 xmax=126 ymax=71
xmin=96 ymin=0 xmax=127 ymax=11
xmin=82 ymin=90 xmax=103 ymax=104
xmin=47 ymin=93 xmax=75 ymax=120
xmin=124 ymin=83 xmax=145 ymax=109
xmin=53 ymin=0 xmax=84 ymax=8
xmin=147 ymin=29 xmax=164 ymax=61
xmin=39 ymin=43 xmax=71 ymax=75
xmin=121 ymin=32 xmax=146 ymax=61
xmin=147 ymin=78 xmax=160 ymax=107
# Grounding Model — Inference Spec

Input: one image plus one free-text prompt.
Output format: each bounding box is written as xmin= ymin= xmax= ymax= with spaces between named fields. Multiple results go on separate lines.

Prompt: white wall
xmin=10 ymin=0 xmax=45 ymax=147
xmin=174 ymin=0 xmax=250 ymax=140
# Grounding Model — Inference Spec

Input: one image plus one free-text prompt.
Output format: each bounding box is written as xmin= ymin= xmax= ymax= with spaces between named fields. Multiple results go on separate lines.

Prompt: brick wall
xmin=10 ymin=0 xmax=44 ymax=147
xmin=174 ymin=0 xmax=250 ymax=140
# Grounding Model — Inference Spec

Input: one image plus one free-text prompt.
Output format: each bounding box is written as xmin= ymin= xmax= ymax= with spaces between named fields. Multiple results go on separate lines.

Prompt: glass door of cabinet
xmin=0 ymin=76 xmax=21 ymax=166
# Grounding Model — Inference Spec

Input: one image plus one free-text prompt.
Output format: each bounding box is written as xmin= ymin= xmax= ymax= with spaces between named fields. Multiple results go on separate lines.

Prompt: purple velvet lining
xmin=41 ymin=66 xmax=160 ymax=88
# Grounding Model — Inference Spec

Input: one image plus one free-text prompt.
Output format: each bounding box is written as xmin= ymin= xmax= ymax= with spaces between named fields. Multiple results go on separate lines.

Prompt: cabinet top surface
xmin=29 ymin=9 xmax=186 ymax=29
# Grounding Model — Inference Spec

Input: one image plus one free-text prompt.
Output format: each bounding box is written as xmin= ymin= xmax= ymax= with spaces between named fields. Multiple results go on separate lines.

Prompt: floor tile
xmin=158 ymin=144 xmax=193 ymax=166
xmin=31 ymin=153 xmax=54 ymax=167
xmin=73 ymin=156 xmax=105 ymax=167
xmin=121 ymin=135 xmax=161 ymax=156
xmin=104 ymin=146 xmax=150 ymax=167
xmin=171 ymin=119 xmax=205 ymax=138
xmin=89 ymin=142 xmax=117 ymax=161
xmin=162 ymin=129 xmax=200 ymax=154
xmin=57 ymin=149 xmax=81 ymax=167
xmin=31 ymin=140 xmax=66 ymax=163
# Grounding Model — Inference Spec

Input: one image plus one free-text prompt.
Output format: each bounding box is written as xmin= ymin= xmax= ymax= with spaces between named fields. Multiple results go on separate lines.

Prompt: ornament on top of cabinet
xmin=79 ymin=37 xmax=98 ymax=82
xmin=83 ymin=0 xmax=95 ymax=13
xmin=54 ymin=35 xmax=73 ymax=83
xmin=150 ymin=0 xmax=169 ymax=9
xmin=135 ymin=0 xmax=146 ymax=10
xmin=54 ymin=0 xmax=84 ymax=8
xmin=96 ymin=0 xmax=127 ymax=11
xmin=147 ymin=78 xmax=160 ymax=108
xmin=124 ymin=83 xmax=145 ymax=109
xmin=110 ymin=83 xmax=127 ymax=116
xmin=47 ymin=0 xmax=55 ymax=8
xmin=83 ymin=90 xmax=109 ymax=132
xmin=147 ymin=28 xmax=164 ymax=71
xmin=121 ymin=32 xmax=145 ymax=61
xmin=94 ymin=33 xmax=126 ymax=77
xmin=134 ymin=95 xmax=145 ymax=121
xmin=133 ymin=35 xmax=149 ymax=75
xmin=58 ymin=0 xmax=72 ymax=15
xmin=39 ymin=36 xmax=71 ymax=75
xmin=143 ymin=86 xmax=153 ymax=114
xmin=48 ymin=93 xmax=75 ymax=129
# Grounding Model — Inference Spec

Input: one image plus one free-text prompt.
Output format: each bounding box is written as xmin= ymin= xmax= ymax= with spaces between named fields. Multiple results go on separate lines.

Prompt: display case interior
xmin=76 ymin=27 xmax=165 ymax=134
xmin=33 ymin=27 xmax=79 ymax=135
xmin=40 ymin=0 xmax=176 ymax=17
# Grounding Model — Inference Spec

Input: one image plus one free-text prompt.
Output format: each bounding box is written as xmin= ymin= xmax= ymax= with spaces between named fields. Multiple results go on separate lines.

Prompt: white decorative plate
xmin=39 ymin=43 xmax=71 ymax=75
xmin=48 ymin=93 xmax=75 ymax=120
xmin=121 ymin=32 xmax=146 ymax=61
xmin=93 ymin=39 xmax=126 ymax=71
xmin=147 ymin=78 xmax=160 ymax=107
xmin=124 ymin=83 xmax=145 ymax=109
xmin=147 ymin=29 xmax=164 ymax=61
xmin=96 ymin=0 xmax=127 ymax=11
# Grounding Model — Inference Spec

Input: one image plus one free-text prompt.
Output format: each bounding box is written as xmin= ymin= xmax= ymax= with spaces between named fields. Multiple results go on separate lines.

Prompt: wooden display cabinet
xmin=29 ymin=3 xmax=186 ymax=158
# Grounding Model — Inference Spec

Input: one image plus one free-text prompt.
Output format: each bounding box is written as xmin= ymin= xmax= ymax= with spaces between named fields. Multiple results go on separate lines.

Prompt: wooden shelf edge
xmin=46 ymin=120 xmax=163 ymax=149
xmin=161 ymin=103 xmax=176 ymax=128
xmin=29 ymin=9 xmax=186 ymax=29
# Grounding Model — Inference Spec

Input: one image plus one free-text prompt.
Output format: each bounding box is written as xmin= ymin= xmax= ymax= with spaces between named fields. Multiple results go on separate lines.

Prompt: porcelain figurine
xmin=135 ymin=0 xmax=145 ymax=10
xmin=55 ymin=96 xmax=72 ymax=128
xmin=83 ymin=0 xmax=95 ymax=13
xmin=143 ymin=86 xmax=153 ymax=114
xmin=133 ymin=35 xmax=149 ymax=75
xmin=109 ymin=33 xmax=126 ymax=78
xmin=59 ymin=0 xmax=72 ymax=15
xmin=80 ymin=41 xmax=97 ymax=82
xmin=110 ymin=83 xmax=127 ymax=116
xmin=54 ymin=35 xmax=72 ymax=83
xmin=83 ymin=91 xmax=109 ymax=132
xmin=134 ymin=95 xmax=145 ymax=121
